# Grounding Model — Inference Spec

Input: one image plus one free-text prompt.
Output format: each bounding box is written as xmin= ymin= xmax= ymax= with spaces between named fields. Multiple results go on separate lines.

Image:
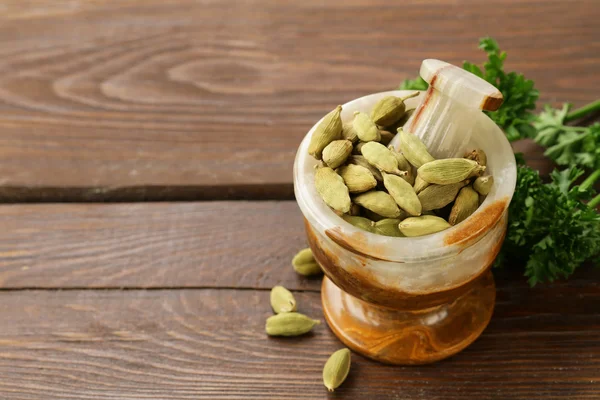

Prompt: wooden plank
xmin=0 ymin=1 xmax=598 ymax=199
xmin=0 ymin=280 xmax=598 ymax=399
xmin=0 ymin=201 xmax=318 ymax=289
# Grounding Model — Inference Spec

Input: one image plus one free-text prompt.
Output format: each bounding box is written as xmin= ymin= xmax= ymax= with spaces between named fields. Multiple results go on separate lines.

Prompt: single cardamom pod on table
xmin=323 ymin=348 xmax=351 ymax=392
xmin=382 ymin=172 xmax=422 ymax=216
xmin=308 ymin=105 xmax=343 ymax=160
xmin=315 ymin=167 xmax=351 ymax=213
xmin=449 ymin=186 xmax=480 ymax=225
xmin=322 ymin=140 xmax=353 ymax=169
xmin=418 ymin=181 xmax=469 ymax=211
xmin=337 ymin=164 xmax=377 ymax=193
xmin=417 ymin=158 xmax=485 ymax=185
xmin=353 ymin=190 xmax=402 ymax=218
xmin=473 ymin=175 xmax=494 ymax=195
xmin=398 ymin=128 xmax=435 ymax=168
xmin=292 ymin=248 xmax=322 ymax=276
xmin=270 ymin=286 xmax=297 ymax=314
xmin=352 ymin=111 xmax=381 ymax=142
xmin=399 ymin=215 xmax=451 ymax=237
xmin=361 ymin=141 xmax=407 ymax=176
xmin=265 ymin=312 xmax=320 ymax=336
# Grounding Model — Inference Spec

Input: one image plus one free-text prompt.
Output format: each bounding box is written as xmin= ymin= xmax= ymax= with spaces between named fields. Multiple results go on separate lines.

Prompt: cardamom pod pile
xmin=309 ymin=94 xmax=493 ymax=237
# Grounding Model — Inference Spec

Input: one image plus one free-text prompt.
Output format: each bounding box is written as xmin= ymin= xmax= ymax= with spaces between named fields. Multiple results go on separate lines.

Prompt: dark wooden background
xmin=0 ymin=1 xmax=599 ymax=399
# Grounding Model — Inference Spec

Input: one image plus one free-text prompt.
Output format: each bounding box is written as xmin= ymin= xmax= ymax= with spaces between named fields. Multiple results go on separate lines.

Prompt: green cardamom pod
xmin=308 ymin=105 xmax=343 ymax=160
xmin=418 ymin=181 xmax=468 ymax=211
xmin=399 ymin=215 xmax=451 ymax=237
xmin=379 ymin=130 xmax=395 ymax=146
xmin=417 ymin=158 xmax=485 ymax=185
xmin=270 ymin=286 xmax=297 ymax=314
xmin=323 ymin=348 xmax=351 ymax=392
xmin=449 ymin=186 xmax=480 ymax=225
xmin=473 ymin=175 xmax=494 ymax=196
xmin=413 ymin=175 xmax=430 ymax=194
xmin=464 ymin=149 xmax=487 ymax=167
xmin=388 ymin=146 xmax=411 ymax=171
xmin=370 ymin=92 xmax=419 ymax=126
xmin=361 ymin=142 xmax=406 ymax=176
xmin=352 ymin=111 xmax=381 ymax=142
xmin=265 ymin=312 xmax=320 ymax=336
xmin=347 ymin=155 xmax=383 ymax=182
xmin=382 ymin=172 xmax=422 ymax=216
xmin=341 ymin=122 xmax=359 ymax=143
xmin=342 ymin=215 xmax=376 ymax=232
xmin=398 ymin=128 xmax=434 ymax=168
xmin=292 ymin=248 xmax=322 ymax=276
xmin=362 ymin=208 xmax=388 ymax=222
xmin=315 ymin=167 xmax=351 ymax=213
xmin=353 ymin=190 xmax=401 ymax=218
xmin=374 ymin=218 xmax=404 ymax=237
xmin=322 ymin=140 xmax=353 ymax=169
xmin=337 ymin=164 xmax=377 ymax=193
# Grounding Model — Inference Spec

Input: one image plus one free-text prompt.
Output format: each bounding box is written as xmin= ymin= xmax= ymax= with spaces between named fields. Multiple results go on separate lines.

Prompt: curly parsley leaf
xmin=398 ymin=76 xmax=429 ymax=91
xmin=502 ymin=165 xmax=600 ymax=286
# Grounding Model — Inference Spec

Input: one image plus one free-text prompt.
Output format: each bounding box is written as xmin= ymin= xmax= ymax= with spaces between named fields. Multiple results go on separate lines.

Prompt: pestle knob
xmin=394 ymin=59 xmax=503 ymax=159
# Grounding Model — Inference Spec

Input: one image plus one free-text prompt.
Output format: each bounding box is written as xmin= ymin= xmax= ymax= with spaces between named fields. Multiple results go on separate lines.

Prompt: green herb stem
xmin=589 ymin=193 xmax=600 ymax=209
xmin=580 ymin=169 xmax=600 ymax=192
xmin=564 ymin=99 xmax=600 ymax=123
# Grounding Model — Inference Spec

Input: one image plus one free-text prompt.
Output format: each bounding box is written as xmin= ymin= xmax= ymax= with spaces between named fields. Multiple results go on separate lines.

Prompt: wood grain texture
xmin=0 ymin=201 xmax=321 ymax=289
xmin=0 ymin=274 xmax=599 ymax=400
xmin=0 ymin=0 xmax=598 ymax=199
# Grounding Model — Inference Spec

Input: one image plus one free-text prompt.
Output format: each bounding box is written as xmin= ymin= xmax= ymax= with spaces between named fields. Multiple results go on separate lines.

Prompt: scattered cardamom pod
xmin=322 ymin=140 xmax=353 ymax=169
xmin=342 ymin=215 xmax=376 ymax=232
xmin=323 ymin=348 xmax=351 ymax=392
xmin=292 ymin=248 xmax=322 ymax=276
xmin=417 ymin=158 xmax=485 ymax=185
xmin=315 ymin=167 xmax=351 ymax=213
xmin=341 ymin=122 xmax=359 ymax=143
xmin=265 ymin=312 xmax=320 ymax=336
xmin=413 ymin=175 xmax=430 ymax=194
xmin=382 ymin=172 xmax=422 ymax=216
xmin=464 ymin=148 xmax=487 ymax=167
xmin=354 ymin=191 xmax=402 ymax=218
xmin=473 ymin=175 xmax=494 ymax=196
xmin=308 ymin=105 xmax=343 ymax=160
xmin=352 ymin=111 xmax=381 ymax=142
xmin=374 ymin=218 xmax=404 ymax=237
xmin=379 ymin=130 xmax=395 ymax=146
xmin=398 ymin=128 xmax=435 ymax=168
xmin=347 ymin=155 xmax=383 ymax=181
xmin=361 ymin=142 xmax=406 ymax=176
xmin=386 ymin=108 xmax=415 ymax=132
xmin=449 ymin=186 xmax=480 ymax=225
xmin=370 ymin=92 xmax=419 ymax=126
xmin=399 ymin=215 xmax=451 ymax=237
xmin=418 ymin=181 xmax=468 ymax=211
xmin=337 ymin=164 xmax=377 ymax=193
xmin=270 ymin=286 xmax=297 ymax=314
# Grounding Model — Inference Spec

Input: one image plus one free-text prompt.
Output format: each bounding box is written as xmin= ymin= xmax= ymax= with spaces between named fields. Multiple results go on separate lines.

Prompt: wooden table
xmin=0 ymin=1 xmax=599 ymax=398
